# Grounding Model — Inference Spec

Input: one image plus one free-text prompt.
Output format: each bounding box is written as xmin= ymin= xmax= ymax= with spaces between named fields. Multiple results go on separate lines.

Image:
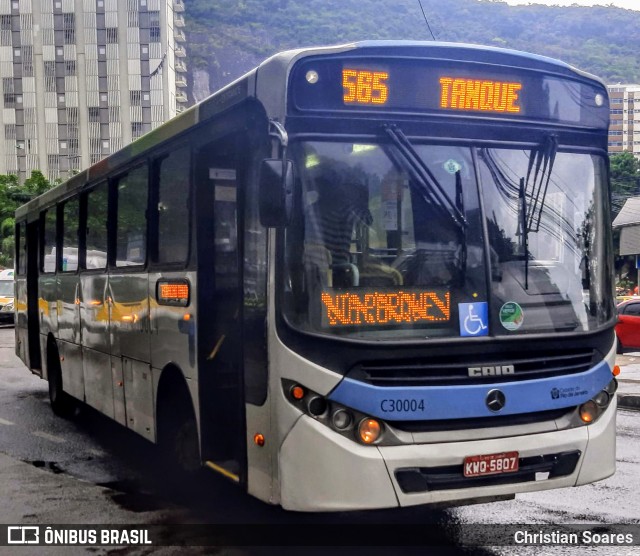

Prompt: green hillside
xmin=184 ymin=0 xmax=640 ymax=101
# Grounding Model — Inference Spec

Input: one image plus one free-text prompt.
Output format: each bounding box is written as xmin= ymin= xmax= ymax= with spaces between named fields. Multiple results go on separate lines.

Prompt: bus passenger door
xmin=25 ymin=220 xmax=41 ymax=372
xmin=196 ymin=136 xmax=246 ymax=482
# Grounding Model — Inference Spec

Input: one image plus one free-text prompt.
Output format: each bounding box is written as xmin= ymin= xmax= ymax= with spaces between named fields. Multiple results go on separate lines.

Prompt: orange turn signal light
xmin=358 ymin=418 xmax=381 ymax=444
xmin=291 ymin=385 xmax=305 ymax=400
xmin=254 ymin=433 xmax=265 ymax=447
xmin=579 ymin=401 xmax=598 ymax=423
xmin=613 ymin=365 xmax=621 ymax=377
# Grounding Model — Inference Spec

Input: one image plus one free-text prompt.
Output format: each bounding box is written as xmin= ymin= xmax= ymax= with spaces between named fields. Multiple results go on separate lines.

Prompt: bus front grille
xmin=389 ymin=408 xmax=572 ymax=433
xmin=348 ymin=349 xmax=597 ymax=387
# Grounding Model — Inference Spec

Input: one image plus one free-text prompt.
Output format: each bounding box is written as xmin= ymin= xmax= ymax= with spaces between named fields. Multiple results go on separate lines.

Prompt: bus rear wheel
xmin=47 ymin=343 xmax=76 ymax=418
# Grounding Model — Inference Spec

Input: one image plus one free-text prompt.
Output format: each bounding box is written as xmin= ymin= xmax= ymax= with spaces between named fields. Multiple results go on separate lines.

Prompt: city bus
xmin=14 ymin=41 xmax=618 ymax=511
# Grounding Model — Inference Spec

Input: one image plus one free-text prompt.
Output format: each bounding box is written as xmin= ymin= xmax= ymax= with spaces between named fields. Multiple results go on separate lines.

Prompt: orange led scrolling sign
xmin=340 ymin=68 xmax=522 ymax=114
xmin=157 ymin=280 xmax=190 ymax=307
xmin=321 ymin=290 xmax=450 ymax=327
xmin=343 ymin=69 xmax=389 ymax=105
xmin=439 ymin=77 xmax=522 ymax=114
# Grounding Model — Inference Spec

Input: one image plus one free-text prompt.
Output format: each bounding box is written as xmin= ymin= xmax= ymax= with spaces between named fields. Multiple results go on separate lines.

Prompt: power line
xmin=418 ymin=0 xmax=436 ymax=41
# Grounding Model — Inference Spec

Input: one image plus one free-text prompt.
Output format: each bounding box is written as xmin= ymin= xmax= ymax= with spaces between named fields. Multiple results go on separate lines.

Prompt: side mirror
xmin=259 ymin=159 xmax=293 ymax=227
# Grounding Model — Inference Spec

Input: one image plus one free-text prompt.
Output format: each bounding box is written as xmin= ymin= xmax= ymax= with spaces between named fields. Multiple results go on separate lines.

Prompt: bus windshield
xmin=283 ymin=140 xmax=613 ymax=340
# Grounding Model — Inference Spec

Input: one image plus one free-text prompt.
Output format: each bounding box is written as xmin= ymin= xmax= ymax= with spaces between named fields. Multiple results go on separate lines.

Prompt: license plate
xmin=463 ymin=451 xmax=519 ymax=477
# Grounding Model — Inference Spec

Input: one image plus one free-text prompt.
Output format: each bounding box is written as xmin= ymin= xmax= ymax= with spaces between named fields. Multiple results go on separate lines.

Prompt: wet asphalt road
xmin=0 ymin=327 xmax=638 ymax=555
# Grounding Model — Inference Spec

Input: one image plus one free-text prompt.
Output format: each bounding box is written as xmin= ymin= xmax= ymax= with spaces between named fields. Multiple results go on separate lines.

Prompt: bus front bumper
xmin=278 ymin=400 xmax=616 ymax=512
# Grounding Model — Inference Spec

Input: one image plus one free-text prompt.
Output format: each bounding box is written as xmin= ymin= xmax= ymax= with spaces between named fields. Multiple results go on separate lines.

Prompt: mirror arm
xmin=269 ymin=120 xmax=289 ymax=147
xmin=259 ymin=120 xmax=293 ymax=228
xmin=269 ymin=120 xmax=289 ymax=178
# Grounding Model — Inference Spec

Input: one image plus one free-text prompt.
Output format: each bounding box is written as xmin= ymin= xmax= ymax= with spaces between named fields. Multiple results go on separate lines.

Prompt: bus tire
xmin=159 ymin=392 xmax=200 ymax=477
xmin=47 ymin=341 xmax=76 ymax=418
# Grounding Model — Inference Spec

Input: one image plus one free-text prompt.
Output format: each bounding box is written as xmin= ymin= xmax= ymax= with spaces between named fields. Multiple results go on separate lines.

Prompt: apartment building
xmin=0 ymin=0 xmax=188 ymax=182
xmin=607 ymin=83 xmax=640 ymax=159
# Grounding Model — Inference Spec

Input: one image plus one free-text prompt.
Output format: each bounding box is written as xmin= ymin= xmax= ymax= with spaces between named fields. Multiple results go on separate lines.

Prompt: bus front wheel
xmin=159 ymin=395 xmax=200 ymax=476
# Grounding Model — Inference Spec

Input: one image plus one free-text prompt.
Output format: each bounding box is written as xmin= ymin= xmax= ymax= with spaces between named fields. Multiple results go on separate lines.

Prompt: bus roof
xmin=15 ymin=40 xmax=605 ymax=221
xmin=274 ymin=40 xmax=601 ymax=77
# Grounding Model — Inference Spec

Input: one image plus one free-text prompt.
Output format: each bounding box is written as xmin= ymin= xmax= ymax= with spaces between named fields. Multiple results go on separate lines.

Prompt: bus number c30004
xmin=380 ymin=399 xmax=425 ymax=413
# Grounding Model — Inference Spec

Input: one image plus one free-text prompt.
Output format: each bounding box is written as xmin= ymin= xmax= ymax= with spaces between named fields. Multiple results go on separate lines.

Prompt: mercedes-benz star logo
xmin=486 ymin=389 xmax=506 ymax=412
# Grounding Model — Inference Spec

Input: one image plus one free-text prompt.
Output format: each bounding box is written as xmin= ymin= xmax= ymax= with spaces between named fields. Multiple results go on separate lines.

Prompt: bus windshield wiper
xmin=520 ymin=134 xmax=558 ymax=290
xmin=455 ymin=169 xmax=467 ymax=286
xmin=383 ymin=124 xmax=467 ymax=230
xmin=524 ymin=134 xmax=558 ymax=233
xmin=519 ymin=176 xmax=529 ymax=290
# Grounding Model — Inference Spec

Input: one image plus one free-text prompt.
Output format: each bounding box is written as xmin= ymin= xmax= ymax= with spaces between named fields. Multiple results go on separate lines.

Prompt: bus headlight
xmin=604 ymin=378 xmax=618 ymax=395
xmin=307 ymin=396 xmax=328 ymax=417
xmin=282 ymin=379 xmax=393 ymax=445
xmin=331 ymin=409 xmax=353 ymax=430
xmin=592 ymin=391 xmax=609 ymax=408
xmin=578 ymin=378 xmax=618 ymax=424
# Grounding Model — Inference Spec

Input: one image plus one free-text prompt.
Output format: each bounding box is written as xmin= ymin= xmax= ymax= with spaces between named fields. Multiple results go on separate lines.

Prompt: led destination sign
xmin=321 ymin=289 xmax=450 ymax=327
xmin=342 ymin=69 xmax=389 ymax=105
xmin=439 ymin=77 xmax=522 ymax=114
xmin=292 ymin=57 xmax=609 ymax=128
xmin=341 ymin=68 xmax=524 ymax=115
xmin=341 ymin=70 xmax=523 ymax=115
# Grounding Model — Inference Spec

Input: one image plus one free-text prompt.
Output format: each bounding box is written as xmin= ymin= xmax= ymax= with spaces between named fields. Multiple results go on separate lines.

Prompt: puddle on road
xmin=30 ymin=460 xmax=65 ymax=474
xmin=17 ymin=390 xmax=48 ymax=400
xmin=98 ymin=479 xmax=166 ymax=513
xmin=27 ymin=459 xmax=167 ymax=512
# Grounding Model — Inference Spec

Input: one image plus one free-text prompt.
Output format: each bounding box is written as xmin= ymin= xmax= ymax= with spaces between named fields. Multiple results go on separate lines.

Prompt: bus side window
xmin=61 ymin=198 xmax=80 ymax=272
xmin=85 ymin=183 xmax=109 ymax=270
xmin=156 ymin=146 xmax=190 ymax=264
xmin=41 ymin=208 xmax=57 ymax=273
xmin=115 ymin=164 xmax=149 ymax=267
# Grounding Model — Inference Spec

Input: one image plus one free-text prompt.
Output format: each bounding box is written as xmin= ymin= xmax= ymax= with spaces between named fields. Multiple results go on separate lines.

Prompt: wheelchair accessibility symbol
xmin=459 ymin=302 xmax=489 ymax=337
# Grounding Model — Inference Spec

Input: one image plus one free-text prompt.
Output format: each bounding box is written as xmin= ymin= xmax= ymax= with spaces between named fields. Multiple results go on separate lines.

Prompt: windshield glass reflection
xmin=282 ymin=141 xmax=613 ymax=340
xmin=478 ymin=148 xmax=613 ymax=334
xmin=284 ymin=141 xmax=486 ymax=340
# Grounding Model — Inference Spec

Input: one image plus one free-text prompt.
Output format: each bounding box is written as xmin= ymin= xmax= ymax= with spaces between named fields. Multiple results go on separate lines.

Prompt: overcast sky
xmin=501 ymin=0 xmax=640 ymax=9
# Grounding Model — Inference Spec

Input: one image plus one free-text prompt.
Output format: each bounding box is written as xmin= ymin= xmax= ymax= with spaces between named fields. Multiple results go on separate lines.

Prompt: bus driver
xmin=303 ymin=166 xmax=373 ymax=288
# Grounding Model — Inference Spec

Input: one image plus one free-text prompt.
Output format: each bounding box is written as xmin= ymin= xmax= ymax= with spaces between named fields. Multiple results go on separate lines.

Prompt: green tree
xmin=610 ymin=152 xmax=640 ymax=218
xmin=182 ymin=0 xmax=640 ymax=96
xmin=0 ymin=174 xmax=20 ymax=268
xmin=23 ymin=170 xmax=55 ymax=196
xmin=609 ymin=152 xmax=640 ymax=285
xmin=0 ymin=170 xmax=56 ymax=268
